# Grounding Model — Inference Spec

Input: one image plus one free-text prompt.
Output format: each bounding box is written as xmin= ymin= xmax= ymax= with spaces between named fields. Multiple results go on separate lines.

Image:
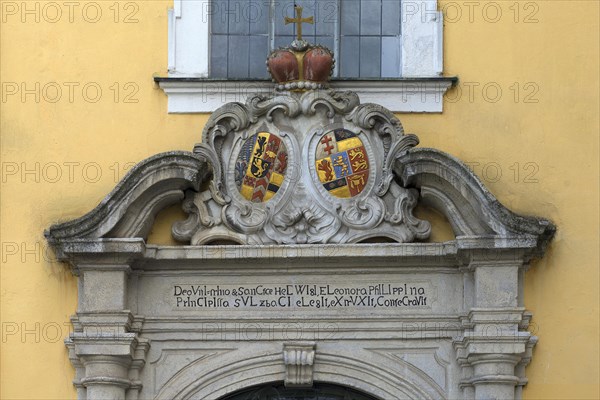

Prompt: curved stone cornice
xmin=396 ymin=148 xmax=556 ymax=258
xmin=45 ymin=151 xmax=206 ymax=243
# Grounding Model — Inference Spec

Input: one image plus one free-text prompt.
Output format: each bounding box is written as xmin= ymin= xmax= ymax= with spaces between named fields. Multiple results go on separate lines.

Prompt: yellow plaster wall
xmin=1 ymin=1 xmax=598 ymax=398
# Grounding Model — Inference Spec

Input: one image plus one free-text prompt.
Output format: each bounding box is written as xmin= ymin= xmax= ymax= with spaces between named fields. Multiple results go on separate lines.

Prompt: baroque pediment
xmin=45 ymin=88 xmax=555 ymax=254
xmin=45 ymin=25 xmax=555 ymax=252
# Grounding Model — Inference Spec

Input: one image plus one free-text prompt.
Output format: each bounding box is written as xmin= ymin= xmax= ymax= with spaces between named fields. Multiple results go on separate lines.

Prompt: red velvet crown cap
xmin=266 ymin=50 xmax=299 ymax=83
xmin=266 ymin=40 xmax=335 ymax=91
xmin=304 ymin=47 xmax=334 ymax=82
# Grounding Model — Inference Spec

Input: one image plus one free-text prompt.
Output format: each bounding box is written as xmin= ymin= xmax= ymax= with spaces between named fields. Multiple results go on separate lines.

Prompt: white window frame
xmin=158 ymin=0 xmax=454 ymax=113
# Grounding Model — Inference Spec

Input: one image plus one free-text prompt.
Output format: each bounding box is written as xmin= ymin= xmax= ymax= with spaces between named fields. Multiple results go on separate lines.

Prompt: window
xmin=160 ymin=0 xmax=454 ymax=113
xmin=209 ymin=0 xmax=403 ymax=79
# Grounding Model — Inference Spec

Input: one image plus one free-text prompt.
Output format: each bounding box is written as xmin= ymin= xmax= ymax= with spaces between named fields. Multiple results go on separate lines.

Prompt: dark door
xmin=219 ymin=382 xmax=380 ymax=400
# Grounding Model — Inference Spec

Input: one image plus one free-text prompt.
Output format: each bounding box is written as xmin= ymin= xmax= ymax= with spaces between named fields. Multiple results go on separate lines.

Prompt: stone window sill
xmin=154 ymin=77 xmax=458 ymax=114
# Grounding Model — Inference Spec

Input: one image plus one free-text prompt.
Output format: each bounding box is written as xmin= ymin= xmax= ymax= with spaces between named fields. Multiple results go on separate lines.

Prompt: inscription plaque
xmin=173 ymin=282 xmax=431 ymax=310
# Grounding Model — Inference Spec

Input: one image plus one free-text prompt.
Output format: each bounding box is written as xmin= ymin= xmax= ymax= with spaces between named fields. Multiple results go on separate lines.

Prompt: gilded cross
xmin=285 ymin=5 xmax=314 ymax=41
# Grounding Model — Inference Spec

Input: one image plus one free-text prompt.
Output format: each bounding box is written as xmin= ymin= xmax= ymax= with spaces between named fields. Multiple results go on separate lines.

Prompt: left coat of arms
xmin=235 ymin=132 xmax=288 ymax=202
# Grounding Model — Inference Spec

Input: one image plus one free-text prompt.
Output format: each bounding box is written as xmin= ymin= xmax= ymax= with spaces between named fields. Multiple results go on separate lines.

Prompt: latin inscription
xmin=173 ymin=283 xmax=431 ymax=310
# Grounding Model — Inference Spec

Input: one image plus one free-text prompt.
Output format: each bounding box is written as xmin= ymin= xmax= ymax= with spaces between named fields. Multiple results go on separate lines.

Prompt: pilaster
xmin=59 ymin=240 xmax=149 ymax=400
xmin=454 ymin=252 xmax=535 ymax=400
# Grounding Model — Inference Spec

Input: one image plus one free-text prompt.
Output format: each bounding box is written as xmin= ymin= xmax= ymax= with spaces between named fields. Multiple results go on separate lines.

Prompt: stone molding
xmin=151 ymin=344 xmax=449 ymax=400
xmin=397 ymin=149 xmax=554 ymax=259
xmin=45 ymin=152 xmax=204 ymax=243
xmin=155 ymin=78 xmax=457 ymax=113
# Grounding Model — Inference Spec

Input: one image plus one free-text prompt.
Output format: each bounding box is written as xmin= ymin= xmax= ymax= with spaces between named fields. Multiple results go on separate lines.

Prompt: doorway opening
xmin=218 ymin=382 xmax=380 ymax=400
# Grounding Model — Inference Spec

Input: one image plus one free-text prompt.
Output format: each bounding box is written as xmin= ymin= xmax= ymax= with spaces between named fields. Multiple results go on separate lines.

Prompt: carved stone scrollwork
xmin=339 ymin=197 xmax=386 ymax=230
xmin=172 ymin=189 xmax=224 ymax=242
xmin=385 ymin=183 xmax=432 ymax=240
xmin=283 ymin=342 xmax=316 ymax=388
xmin=375 ymin=134 xmax=420 ymax=196
xmin=171 ymin=143 xmax=231 ymax=243
xmin=349 ymin=102 xmax=404 ymax=160
xmin=192 ymin=143 xmax=230 ymax=204
xmin=301 ymin=90 xmax=360 ymax=117
xmin=246 ymin=94 xmax=302 ymax=122
xmin=223 ymin=203 xmax=269 ymax=234
xmin=171 ymin=192 xmax=200 ymax=242
xmin=202 ymin=102 xmax=250 ymax=144
xmin=172 ymin=90 xmax=433 ymax=245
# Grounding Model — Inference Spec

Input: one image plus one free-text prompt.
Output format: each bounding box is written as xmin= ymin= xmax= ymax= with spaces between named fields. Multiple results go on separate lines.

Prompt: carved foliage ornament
xmin=172 ymin=90 xmax=431 ymax=245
